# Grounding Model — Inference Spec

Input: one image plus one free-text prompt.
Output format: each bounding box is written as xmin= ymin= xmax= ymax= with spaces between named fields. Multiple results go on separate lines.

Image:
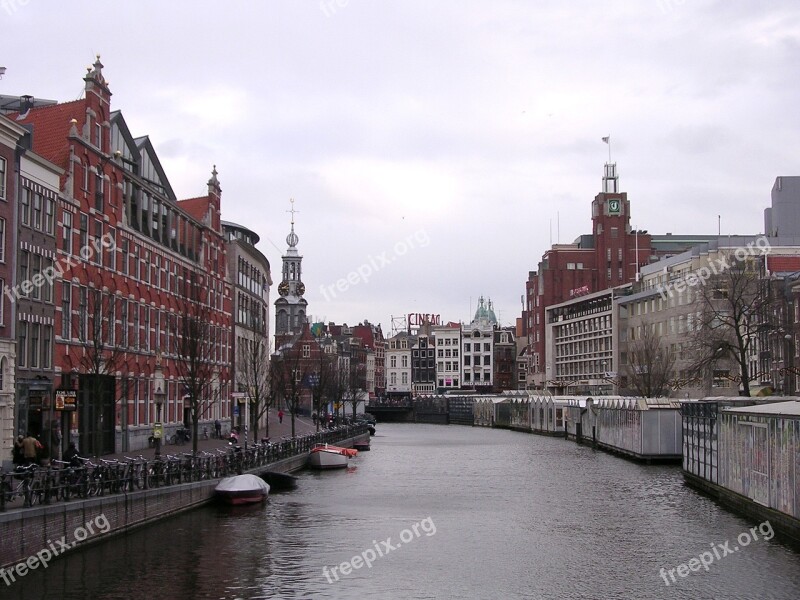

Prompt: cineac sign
xmin=408 ymin=313 xmax=442 ymax=327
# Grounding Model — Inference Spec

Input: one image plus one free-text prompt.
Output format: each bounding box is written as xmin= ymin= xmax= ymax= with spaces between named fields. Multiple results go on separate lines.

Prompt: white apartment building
xmin=385 ymin=331 xmax=413 ymax=399
xmin=434 ymin=324 xmax=462 ymax=391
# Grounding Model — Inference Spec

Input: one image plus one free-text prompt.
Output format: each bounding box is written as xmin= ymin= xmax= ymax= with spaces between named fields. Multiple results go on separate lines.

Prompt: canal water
xmin=6 ymin=424 xmax=800 ymax=599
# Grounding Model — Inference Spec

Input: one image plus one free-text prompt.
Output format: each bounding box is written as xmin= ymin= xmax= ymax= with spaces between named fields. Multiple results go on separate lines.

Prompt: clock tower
xmin=274 ymin=199 xmax=308 ymax=346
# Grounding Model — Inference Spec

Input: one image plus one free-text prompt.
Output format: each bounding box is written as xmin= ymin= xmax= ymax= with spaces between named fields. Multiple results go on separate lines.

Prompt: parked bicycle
xmin=1 ymin=465 xmax=41 ymax=507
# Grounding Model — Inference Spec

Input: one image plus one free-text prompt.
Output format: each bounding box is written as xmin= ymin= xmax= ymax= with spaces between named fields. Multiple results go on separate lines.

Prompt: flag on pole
xmin=602 ymin=136 xmax=610 ymax=143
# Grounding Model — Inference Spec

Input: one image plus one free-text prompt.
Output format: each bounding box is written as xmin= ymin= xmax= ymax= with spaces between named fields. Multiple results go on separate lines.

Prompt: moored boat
xmin=215 ymin=474 xmax=270 ymax=505
xmin=307 ymin=444 xmax=357 ymax=469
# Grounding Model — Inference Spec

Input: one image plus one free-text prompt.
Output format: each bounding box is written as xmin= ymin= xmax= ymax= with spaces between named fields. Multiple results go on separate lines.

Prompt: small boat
xmin=215 ymin=474 xmax=270 ymax=505
xmin=307 ymin=444 xmax=358 ymax=469
xmin=259 ymin=471 xmax=298 ymax=491
xmin=353 ymin=441 xmax=370 ymax=451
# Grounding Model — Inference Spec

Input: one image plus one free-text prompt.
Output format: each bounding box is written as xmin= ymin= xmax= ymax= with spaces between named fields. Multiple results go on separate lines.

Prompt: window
xmin=0 ymin=157 xmax=5 ymax=200
xmin=29 ymin=323 xmax=39 ymax=368
xmin=21 ymin=189 xmax=30 ymax=225
xmin=484 ymin=343 xmax=490 ymax=352
xmin=45 ymin=198 xmax=55 ymax=234
xmin=32 ymin=193 xmax=42 ymax=230
xmin=19 ymin=251 xmax=28 ymax=296
xmin=390 ymin=356 xmax=396 ymax=368
xmin=132 ymin=301 xmax=140 ymax=349
xmin=0 ymin=218 xmax=5 ymax=262
xmin=61 ymin=282 xmax=71 ymax=339
xmin=62 ymin=211 xmax=73 ymax=252
xmin=79 ymin=213 xmax=88 ymax=250
xmin=78 ymin=287 xmax=87 ymax=341
xmin=17 ymin=322 xmax=27 ymax=368
xmin=95 ymin=169 xmax=104 ymax=211
xmin=121 ymin=300 xmax=128 ymax=347
xmin=31 ymin=254 xmax=41 ymax=300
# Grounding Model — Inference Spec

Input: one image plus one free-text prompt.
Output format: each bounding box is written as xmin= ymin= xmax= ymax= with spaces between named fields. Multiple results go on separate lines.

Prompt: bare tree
xmin=71 ymin=271 xmax=128 ymax=455
xmin=239 ymin=336 xmax=275 ymax=443
xmin=343 ymin=361 xmax=366 ymax=419
xmin=689 ymin=253 xmax=768 ymax=397
xmin=171 ymin=295 xmax=220 ymax=454
xmin=625 ymin=321 xmax=677 ymax=397
xmin=271 ymin=349 xmax=310 ymax=438
xmin=310 ymin=352 xmax=337 ymax=431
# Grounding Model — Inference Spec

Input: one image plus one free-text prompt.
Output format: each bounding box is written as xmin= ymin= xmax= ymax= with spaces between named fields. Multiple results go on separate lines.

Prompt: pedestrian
xmin=278 ymin=410 xmax=284 ymax=424
xmin=21 ymin=433 xmax=40 ymax=466
xmin=214 ymin=418 xmax=222 ymax=439
xmin=312 ymin=412 xmax=318 ymax=426
xmin=63 ymin=442 xmax=80 ymax=467
xmin=12 ymin=435 xmax=23 ymax=466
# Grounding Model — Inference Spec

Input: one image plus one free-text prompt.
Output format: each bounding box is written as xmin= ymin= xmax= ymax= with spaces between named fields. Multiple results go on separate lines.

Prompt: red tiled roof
xmin=767 ymin=255 xmax=800 ymax=273
xmin=177 ymin=196 xmax=210 ymax=222
xmin=10 ymin=99 xmax=84 ymax=169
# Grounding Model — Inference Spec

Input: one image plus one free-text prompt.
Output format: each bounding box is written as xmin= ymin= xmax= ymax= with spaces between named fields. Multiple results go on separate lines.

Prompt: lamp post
xmin=784 ymin=333 xmax=793 ymax=396
xmin=153 ymin=358 xmax=165 ymax=461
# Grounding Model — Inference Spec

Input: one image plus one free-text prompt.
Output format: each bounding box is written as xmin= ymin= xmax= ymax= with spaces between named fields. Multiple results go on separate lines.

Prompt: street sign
xmin=153 ymin=423 xmax=163 ymax=439
xmin=233 ymin=405 xmax=239 ymax=417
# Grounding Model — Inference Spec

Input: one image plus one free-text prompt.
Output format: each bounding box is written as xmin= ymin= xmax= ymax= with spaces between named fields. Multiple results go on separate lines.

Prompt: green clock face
xmin=608 ymin=199 xmax=620 ymax=214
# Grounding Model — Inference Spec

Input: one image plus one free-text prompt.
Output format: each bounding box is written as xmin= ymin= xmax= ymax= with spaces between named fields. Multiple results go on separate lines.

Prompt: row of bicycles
xmin=0 ymin=423 xmax=369 ymax=510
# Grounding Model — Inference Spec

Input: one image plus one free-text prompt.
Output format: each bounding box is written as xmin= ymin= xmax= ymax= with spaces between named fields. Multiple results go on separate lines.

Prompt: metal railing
xmin=0 ymin=424 xmax=367 ymax=511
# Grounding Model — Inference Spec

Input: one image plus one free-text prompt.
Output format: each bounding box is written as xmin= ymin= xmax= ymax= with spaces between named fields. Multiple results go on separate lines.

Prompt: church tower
xmin=274 ymin=199 xmax=308 ymax=347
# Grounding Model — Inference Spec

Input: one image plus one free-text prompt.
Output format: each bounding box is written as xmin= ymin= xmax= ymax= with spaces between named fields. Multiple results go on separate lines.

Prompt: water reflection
xmin=5 ymin=424 xmax=800 ymax=600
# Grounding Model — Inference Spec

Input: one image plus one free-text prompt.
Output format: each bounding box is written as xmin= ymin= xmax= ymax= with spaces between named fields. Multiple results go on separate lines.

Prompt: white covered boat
xmin=307 ymin=444 xmax=357 ymax=469
xmin=215 ymin=474 xmax=270 ymax=505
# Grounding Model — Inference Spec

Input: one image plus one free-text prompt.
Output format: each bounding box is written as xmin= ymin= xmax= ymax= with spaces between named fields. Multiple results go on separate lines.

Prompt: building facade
xmin=462 ymin=297 xmax=496 ymax=391
xmin=385 ymin=331 xmax=412 ymax=400
xmin=0 ymin=115 xmax=26 ymax=465
xmin=523 ymin=163 xmax=717 ymax=390
xmin=223 ymin=220 xmax=271 ymax=435
xmin=14 ymin=148 xmax=61 ymax=455
xmin=15 ymin=59 xmax=233 ymax=454
xmin=434 ymin=322 xmax=461 ymax=392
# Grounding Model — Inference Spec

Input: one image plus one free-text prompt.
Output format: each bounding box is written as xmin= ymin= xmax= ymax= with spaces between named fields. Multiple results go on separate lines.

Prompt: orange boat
xmin=308 ymin=444 xmax=358 ymax=469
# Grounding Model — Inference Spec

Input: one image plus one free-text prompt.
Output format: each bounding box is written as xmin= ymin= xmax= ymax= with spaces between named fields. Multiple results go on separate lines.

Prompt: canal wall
xmin=684 ymin=472 xmax=800 ymax=547
xmin=0 ymin=432 xmax=368 ymax=571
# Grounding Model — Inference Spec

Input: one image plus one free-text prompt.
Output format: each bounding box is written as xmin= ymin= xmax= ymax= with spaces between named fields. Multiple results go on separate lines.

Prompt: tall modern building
xmin=765 ymin=176 xmax=800 ymax=238
xmin=274 ymin=201 xmax=307 ymax=348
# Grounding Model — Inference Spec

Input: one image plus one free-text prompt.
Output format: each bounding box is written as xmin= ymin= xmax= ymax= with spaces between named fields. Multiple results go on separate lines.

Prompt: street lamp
xmin=153 ymin=358 xmax=165 ymax=460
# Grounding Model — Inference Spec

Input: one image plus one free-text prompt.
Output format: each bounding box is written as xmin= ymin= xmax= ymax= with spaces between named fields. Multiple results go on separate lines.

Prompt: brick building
xmin=14 ymin=59 xmax=232 ymax=454
xmin=524 ymin=163 xmax=715 ymax=390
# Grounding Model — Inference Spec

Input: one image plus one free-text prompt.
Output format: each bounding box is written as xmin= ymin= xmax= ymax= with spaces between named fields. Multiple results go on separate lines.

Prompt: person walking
xmin=21 ymin=433 xmax=40 ymax=466
xmin=12 ymin=435 xmax=24 ymax=466
xmin=278 ymin=410 xmax=284 ymax=424
xmin=214 ymin=418 xmax=222 ymax=439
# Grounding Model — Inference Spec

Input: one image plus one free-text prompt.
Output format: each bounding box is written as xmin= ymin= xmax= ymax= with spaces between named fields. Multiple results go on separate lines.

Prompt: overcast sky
xmin=3 ymin=1 xmax=800 ymax=333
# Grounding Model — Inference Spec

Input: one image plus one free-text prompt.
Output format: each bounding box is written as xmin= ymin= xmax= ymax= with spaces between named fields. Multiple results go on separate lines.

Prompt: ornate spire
xmin=286 ymin=198 xmax=299 ymax=248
